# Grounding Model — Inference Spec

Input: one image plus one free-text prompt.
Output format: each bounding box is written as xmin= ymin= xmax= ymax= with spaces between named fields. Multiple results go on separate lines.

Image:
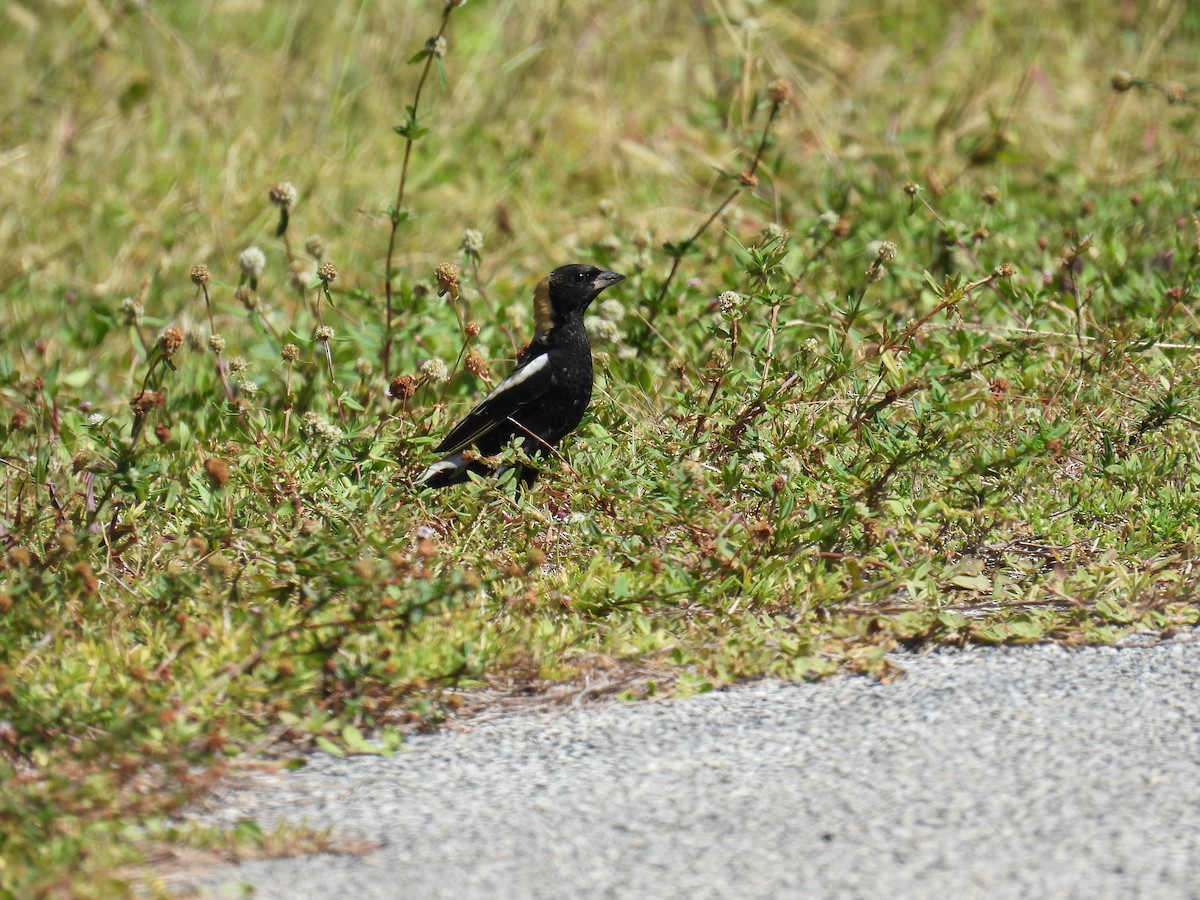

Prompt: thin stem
xmin=383 ymin=6 xmax=455 ymax=378
xmin=691 ymin=318 xmax=739 ymax=443
xmin=648 ymin=98 xmax=782 ymax=326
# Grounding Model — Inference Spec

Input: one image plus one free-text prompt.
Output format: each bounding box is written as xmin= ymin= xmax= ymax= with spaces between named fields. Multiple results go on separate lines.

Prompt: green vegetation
xmin=3 ymin=0 xmax=1200 ymax=894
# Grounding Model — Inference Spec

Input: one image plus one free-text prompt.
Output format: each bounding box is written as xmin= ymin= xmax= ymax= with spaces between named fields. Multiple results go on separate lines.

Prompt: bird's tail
xmin=417 ymin=451 xmax=478 ymax=489
xmin=417 ymin=452 xmax=539 ymax=490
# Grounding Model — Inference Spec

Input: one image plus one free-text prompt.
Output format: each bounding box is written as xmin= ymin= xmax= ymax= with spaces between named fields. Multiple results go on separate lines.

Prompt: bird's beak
xmin=593 ymin=269 xmax=626 ymax=291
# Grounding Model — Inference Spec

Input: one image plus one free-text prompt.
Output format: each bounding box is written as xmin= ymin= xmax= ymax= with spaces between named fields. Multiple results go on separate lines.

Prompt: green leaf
xmin=947 ymin=573 xmax=991 ymax=592
xmin=59 ymin=369 xmax=93 ymax=388
xmin=315 ymin=736 xmax=346 ymax=757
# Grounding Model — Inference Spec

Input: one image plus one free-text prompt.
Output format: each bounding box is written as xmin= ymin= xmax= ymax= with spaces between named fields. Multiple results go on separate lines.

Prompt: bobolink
xmin=418 ymin=264 xmax=626 ymax=489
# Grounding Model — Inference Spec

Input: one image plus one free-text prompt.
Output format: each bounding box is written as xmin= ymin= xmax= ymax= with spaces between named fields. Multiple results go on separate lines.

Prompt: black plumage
xmin=417 ymin=264 xmax=626 ymax=489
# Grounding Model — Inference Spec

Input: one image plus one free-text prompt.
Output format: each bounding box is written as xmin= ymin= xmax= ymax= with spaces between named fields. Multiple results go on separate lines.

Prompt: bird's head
xmin=533 ymin=264 xmax=626 ymax=332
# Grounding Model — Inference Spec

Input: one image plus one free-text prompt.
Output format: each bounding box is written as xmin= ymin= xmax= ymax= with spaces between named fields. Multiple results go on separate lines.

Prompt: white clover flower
xmin=760 ymin=222 xmax=787 ymax=242
xmin=288 ymin=260 xmax=316 ymax=292
xmin=866 ymin=240 xmax=897 ymax=261
xmin=585 ymin=316 xmax=622 ymax=344
xmin=598 ymin=298 xmax=625 ymax=321
xmin=718 ymin=290 xmax=745 ymax=320
xmin=418 ymin=358 xmax=449 ymax=383
xmin=301 ymin=411 xmax=342 ymax=445
xmin=461 ymin=229 xmax=484 ymax=254
xmin=598 ymin=235 xmax=622 ymax=255
xmin=269 ymin=182 xmax=298 ymax=208
xmin=120 ymin=297 xmax=144 ymax=327
xmin=238 ymin=246 xmax=266 ymax=280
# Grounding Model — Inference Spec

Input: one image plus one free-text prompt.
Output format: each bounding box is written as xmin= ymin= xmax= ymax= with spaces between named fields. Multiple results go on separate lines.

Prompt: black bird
xmin=418 ymin=264 xmax=626 ymax=489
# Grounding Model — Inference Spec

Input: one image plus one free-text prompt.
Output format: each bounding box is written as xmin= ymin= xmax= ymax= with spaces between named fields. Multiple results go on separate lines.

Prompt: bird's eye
xmin=576 ymin=272 xmax=590 ymax=282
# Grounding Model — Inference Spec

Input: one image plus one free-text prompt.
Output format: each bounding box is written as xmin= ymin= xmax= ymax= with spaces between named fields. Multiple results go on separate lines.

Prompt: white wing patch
xmin=418 ymin=453 xmax=464 ymax=484
xmin=483 ymin=353 xmax=550 ymax=402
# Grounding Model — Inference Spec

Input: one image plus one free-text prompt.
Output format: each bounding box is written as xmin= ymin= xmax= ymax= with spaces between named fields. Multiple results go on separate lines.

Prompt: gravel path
xmin=191 ymin=636 xmax=1200 ymax=899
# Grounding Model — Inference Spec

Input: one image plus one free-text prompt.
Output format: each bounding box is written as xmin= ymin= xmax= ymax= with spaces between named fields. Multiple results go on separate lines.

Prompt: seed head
xmin=464 ymin=320 xmax=480 ymax=337
xmin=355 ymin=357 xmax=373 ymax=378
xmin=305 ymin=234 xmax=327 ymax=259
xmin=1110 ymin=70 xmax=1134 ymax=92
xmin=873 ymin=240 xmax=898 ymax=262
xmin=465 ymin=349 xmax=489 ymax=378
xmin=435 ymin=262 xmax=459 ymax=296
xmin=130 ymin=390 xmax=165 ymax=414
xmin=317 ymin=262 xmax=338 ymax=284
xmin=160 ymin=327 xmax=184 ymax=356
xmin=768 ymin=77 xmax=793 ymax=105
xmin=314 ymin=325 xmax=335 ymax=342
xmin=206 ymin=460 xmax=231 ymax=489
xmin=426 ymin=35 xmax=448 ymax=57
xmin=208 ymin=334 xmax=226 ymax=354
xmin=229 ymin=356 xmax=249 ymax=374
xmin=982 ymin=185 xmax=1002 ymax=206
xmin=281 ymin=343 xmax=300 ymax=363
xmin=389 ymin=375 xmax=418 ymax=401
xmin=269 ymin=182 xmax=298 ymax=209
xmin=234 ymin=284 xmax=260 ymax=311
xmin=903 ymin=181 xmax=922 ymax=197
xmin=993 ymin=263 xmax=1017 ymax=279
xmin=238 ymin=246 xmax=266 ymax=280
xmin=190 ymin=264 xmax=210 ymax=286
xmin=1164 ymin=82 xmax=1187 ymax=105
xmin=739 ymin=171 xmax=759 ymax=188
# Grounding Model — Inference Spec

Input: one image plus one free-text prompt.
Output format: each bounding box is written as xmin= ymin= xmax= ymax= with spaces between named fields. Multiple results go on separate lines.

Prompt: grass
xmin=3 ymin=0 xmax=1200 ymax=895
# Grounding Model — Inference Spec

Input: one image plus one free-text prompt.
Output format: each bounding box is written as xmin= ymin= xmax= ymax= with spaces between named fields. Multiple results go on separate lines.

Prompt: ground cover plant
xmin=2 ymin=0 xmax=1200 ymax=894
